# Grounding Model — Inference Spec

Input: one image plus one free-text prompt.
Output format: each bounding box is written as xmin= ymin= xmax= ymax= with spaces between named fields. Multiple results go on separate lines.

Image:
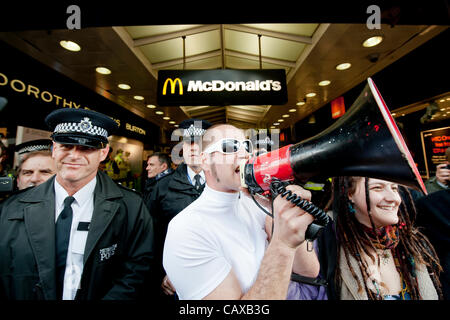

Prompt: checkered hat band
xmin=54 ymin=122 xmax=108 ymax=138
xmin=183 ymin=124 xmax=206 ymax=137
xmin=18 ymin=145 xmax=51 ymax=154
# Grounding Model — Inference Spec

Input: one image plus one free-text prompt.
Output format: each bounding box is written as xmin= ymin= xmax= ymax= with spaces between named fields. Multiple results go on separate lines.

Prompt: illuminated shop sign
xmin=420 ymin=126 xmax=450 ymax=178
xmin=0 ymin=71 xmax=146 ymax=136
xmin=157 ymin=69 xmax=287 ymax=106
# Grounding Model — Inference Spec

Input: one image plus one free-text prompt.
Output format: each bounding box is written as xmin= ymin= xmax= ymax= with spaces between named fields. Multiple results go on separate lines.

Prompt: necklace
xmin=378 ymin=249 xmax=391 ymax=265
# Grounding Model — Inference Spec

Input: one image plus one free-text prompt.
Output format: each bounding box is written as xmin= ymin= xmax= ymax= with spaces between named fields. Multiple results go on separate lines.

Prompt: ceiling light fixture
xmin=362 ymin=36 xmax=383 ymax=47
xmin=118 ymin=84 xmax=131 ymax=90
xmin=163 ymin=117 xmax=170 ymax=120
xmin=273 ymin=122 xmax=280 ymax=126
xmin=155 ymin=111 xmax=164 ymax=115
xmin=296 ymin=101 xmax=305 ymax=106
xmin=169 ymin=121 xmax=176 ymax=124
xmin=289 ymin=109 xmax=297 ymax=112
xmin=146 ymin=104 xmax=156 ymax=109
xmin=282 ymin=114 xmax=290 ymax=118
xmin=277 ymin=119 xmax=284 ymax=122
xmin=95 ymin=67 xmax=111 ymax=75
xmin=336 ymin=62 xmax=351 ymax=70
xmin=318 ymin=80 xmax=331 ymax=86
xmin=60 ymin=40 xmax=81 ymax=52
xmin=306 ymin=92 xmax=316 ymax=98
xmin=133 ymin=95 xmax=144 ymax=100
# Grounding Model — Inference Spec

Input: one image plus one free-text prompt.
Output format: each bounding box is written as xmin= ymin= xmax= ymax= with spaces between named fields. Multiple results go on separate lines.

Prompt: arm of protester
xmin=204 ymin=185 xmax=314 ymax=300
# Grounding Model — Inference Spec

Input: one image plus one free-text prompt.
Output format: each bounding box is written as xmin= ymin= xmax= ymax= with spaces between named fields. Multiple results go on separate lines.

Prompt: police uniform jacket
xmin=145 ymin=163 xmax=204 ymax=282
xmin=0 ymin=171 xmax=154 ymax=300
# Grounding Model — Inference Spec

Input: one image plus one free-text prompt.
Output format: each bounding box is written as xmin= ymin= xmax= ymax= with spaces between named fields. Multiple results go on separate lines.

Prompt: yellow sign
xmin=162 ymin=78 xmax=183 ymax=95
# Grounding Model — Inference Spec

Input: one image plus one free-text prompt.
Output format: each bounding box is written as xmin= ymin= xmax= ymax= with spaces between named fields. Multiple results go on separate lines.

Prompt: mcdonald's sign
xmin=162 ymin=78 xmax=183 ymax=95
xmin=157 ymin=69 xmax=287 ymax=106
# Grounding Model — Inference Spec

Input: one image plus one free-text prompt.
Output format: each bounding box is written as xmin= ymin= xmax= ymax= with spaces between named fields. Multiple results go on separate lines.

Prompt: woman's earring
xmin=348 ymin=201 xmax=356 ymax=214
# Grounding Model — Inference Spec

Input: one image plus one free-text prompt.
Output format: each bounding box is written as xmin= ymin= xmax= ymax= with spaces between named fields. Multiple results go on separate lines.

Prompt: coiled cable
xmin=250 ymin=178 xmax=329 ymax=241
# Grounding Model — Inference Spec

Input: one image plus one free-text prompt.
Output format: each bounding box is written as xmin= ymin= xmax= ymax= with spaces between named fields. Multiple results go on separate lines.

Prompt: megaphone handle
xmin=270 ymin=179 xmax=330 ymax=241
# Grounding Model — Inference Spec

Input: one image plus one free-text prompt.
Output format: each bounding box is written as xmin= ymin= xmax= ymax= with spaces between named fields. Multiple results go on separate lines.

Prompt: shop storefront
xmin=0 ymin=41 xmax=160 ymax=188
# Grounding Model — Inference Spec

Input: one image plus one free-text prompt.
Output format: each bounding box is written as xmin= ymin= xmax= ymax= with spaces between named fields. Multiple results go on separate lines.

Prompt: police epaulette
xmin=155 ymin=169 xmax=174 ymax=181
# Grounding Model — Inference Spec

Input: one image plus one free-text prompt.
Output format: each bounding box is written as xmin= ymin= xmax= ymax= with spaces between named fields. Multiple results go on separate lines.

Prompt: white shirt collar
xmin=202 ymin=183 xmax=240 ymax=205
xmin=187 ymin=165 xmax=205 ymax=185
xmin=54 ymin=177 xmax=97 ymax=214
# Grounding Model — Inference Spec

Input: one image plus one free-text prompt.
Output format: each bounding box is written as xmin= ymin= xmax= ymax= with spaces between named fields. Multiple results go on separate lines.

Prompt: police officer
xmin=0 ymin=108 xmax=154 ymax=300
xmin=146 ymin=118 xmax=211 ymax=297
xmin=142 ymin=152 xmax=173 ymax=205
xmin=14 ymin=139 xmax=56 ymax=190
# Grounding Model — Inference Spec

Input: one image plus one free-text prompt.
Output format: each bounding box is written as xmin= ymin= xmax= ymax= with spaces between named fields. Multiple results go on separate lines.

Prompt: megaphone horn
xmin=241 ymin=77 xmax=427 ymax=195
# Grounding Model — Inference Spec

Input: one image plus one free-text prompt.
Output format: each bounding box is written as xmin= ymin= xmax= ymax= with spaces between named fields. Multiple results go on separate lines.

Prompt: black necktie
xmin=194 ymin=174 xmax=202 ymax=190
xmin=55 ymin=196 xmax=75 ymax=299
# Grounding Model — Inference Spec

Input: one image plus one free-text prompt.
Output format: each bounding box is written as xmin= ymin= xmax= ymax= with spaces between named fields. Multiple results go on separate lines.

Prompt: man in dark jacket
xmin=142 ymin=152 xmax=173 ymax=205
xmin=0 ymin=108 xmax=154 ymax=300
xmin=146 ymin=118 xmax=211 ymax=297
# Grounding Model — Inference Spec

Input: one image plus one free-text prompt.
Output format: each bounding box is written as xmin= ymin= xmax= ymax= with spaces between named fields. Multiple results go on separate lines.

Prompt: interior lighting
xmin=95 ymin=67 xmax=111 ymax=75
xmin=134 ymin=95 xmax=144 ymax=100
xmin=118 ymin=84 xmax=131 ymax=90
xmin=306 ymin=92 xmax=316 ymax=98
xmin=318 ymin=80 xmax=331 ymax=86
xmin=362 ymin=36 xmax=383 ymax=47
xmin=289 ymin=109 xmax=297 ymax=112
xmin=60 ymin=40 xmax=81 ymax=52
xmin=336 ymin=63 xmax=351 ymax=70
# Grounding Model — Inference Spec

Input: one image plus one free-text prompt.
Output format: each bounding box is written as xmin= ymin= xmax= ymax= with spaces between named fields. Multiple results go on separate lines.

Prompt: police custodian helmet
xmin=15 ymin=139 xmax=52 ymax=156
xmin=45 ymin=108 xmax=118 ymax=149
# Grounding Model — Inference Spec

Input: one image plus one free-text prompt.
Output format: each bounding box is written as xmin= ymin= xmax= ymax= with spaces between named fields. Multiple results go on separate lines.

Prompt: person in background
xmin=99 ymin=147 xmax=116 ymax=179
xmin=146 ymin=118 xmax=211 ymax=299
xmin=0 ymin=108 xmax=154 ymax=300
xmin=143 ymin=152 xmax=172 ymax=204
xmin=425 ymin=147 xmax=450 ymax=194
xmin=14 ymin=139 xmax=56 ymax=190
xmin=0 ymin=140 xmax=14 ymax=202
xmin=415 ymin=188 xmax=450 ymax=300
xmin=0 ymin=140 xmax=12 ymax=178
xmin=320 ymin=176 xmax=442 ymax=300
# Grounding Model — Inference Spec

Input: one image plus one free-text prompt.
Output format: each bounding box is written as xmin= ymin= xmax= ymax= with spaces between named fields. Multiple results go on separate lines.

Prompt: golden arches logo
xmin=162 ymin=78 xmax=183 ymax=95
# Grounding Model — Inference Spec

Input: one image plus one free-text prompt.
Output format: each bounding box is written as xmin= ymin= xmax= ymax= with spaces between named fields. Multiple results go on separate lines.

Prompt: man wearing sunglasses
xmin=146 ymin=118 xmax=212 ymax=299
xmin=163 ymin=124 xmax=320 ymax=299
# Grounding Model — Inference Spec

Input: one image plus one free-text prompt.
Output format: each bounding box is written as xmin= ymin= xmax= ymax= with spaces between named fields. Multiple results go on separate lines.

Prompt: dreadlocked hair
xmin=332 ymin=176 xmax=443 ymax=300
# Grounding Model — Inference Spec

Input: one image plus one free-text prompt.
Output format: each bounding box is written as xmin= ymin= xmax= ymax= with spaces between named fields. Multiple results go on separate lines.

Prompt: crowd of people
xmin=0 ymin=107 xmax=448 ymax=301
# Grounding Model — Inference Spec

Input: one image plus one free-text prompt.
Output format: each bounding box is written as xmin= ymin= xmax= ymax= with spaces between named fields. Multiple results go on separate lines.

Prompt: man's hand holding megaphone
xmin=241 ymin=183 xmax=314 ymax=247
xmin=270 ymin=184 xmax=315 ymax=248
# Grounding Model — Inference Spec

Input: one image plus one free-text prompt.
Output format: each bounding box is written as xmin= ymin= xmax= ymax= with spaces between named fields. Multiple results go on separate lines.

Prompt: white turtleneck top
xmin=163 ymin=184 xmax=268 ymax=300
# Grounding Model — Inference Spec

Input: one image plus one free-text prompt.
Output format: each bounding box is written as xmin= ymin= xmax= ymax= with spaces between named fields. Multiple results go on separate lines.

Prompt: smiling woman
xmin=319 ymin=176 xmax=443 ymax=300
